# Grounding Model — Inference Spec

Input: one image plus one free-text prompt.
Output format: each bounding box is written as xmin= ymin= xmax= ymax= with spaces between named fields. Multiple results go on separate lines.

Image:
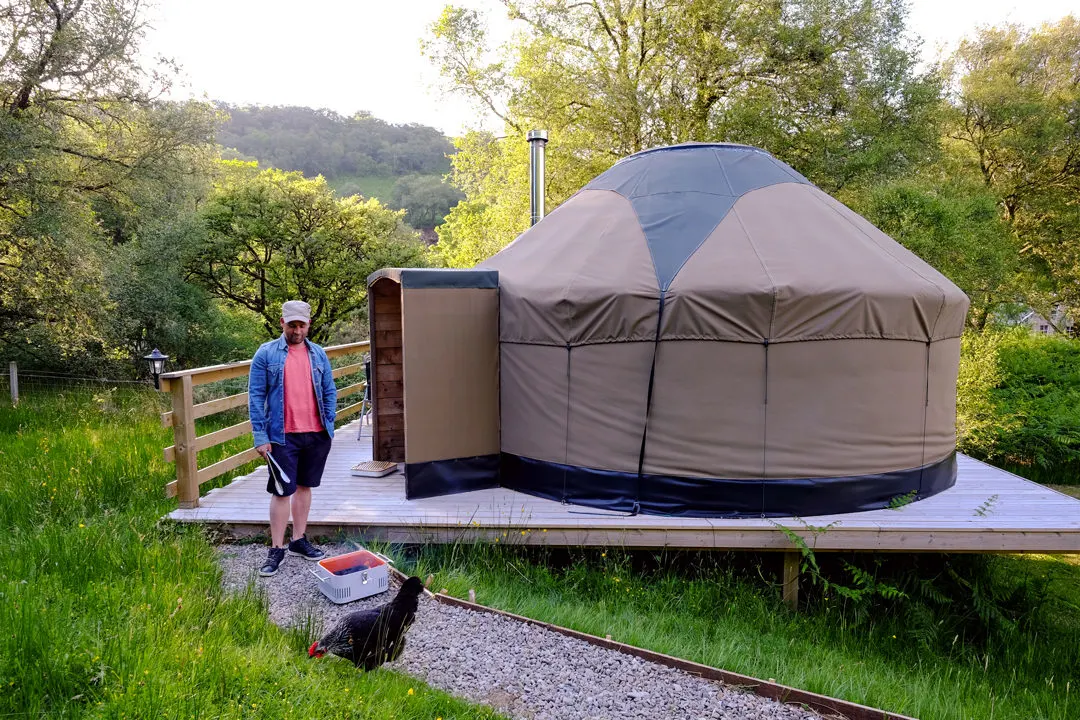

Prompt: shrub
xmin=957 ymin=328 xmax=1080 ymax=484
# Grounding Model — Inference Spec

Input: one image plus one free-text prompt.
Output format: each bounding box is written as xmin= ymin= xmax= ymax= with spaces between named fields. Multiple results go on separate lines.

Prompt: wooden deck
xmin=167 ymin=420 xmax=1080 ymax=553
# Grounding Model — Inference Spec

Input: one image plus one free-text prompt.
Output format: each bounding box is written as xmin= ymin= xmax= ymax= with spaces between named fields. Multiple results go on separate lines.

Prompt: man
xmin=248 ymin=300 xmax=338 ymax=576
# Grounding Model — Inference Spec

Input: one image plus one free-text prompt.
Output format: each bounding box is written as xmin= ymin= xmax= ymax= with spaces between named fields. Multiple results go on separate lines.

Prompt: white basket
xmin=309 ymin=547 xmax=392 ymax=604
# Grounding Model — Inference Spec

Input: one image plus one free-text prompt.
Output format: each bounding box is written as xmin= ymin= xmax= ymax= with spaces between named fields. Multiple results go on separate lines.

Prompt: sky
xmin=138 ymin=0 xmax=1078 ymax=138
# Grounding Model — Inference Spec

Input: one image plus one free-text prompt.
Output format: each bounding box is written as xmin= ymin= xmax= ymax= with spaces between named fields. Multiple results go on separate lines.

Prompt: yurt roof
xmin=481 ymin=143 xmax=969 ymax=346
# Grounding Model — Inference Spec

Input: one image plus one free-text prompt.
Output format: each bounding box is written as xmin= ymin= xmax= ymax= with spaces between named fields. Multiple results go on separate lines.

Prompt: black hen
xmin=308 ymin=575 xmax=424 ymax=670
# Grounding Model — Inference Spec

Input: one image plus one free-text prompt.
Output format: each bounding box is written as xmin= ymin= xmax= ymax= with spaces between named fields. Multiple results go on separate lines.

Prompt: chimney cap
xmin=527 ymin=129 xmax=549 ymax=142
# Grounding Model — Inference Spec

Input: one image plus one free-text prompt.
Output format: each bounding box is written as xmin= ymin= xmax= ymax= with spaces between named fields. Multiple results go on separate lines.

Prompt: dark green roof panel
xmin=584 ymin=143 xmax=811 ymax=290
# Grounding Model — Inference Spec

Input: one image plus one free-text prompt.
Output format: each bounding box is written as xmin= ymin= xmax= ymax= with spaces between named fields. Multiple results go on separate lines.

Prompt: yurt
xmin=474 ymin=142 xmax=970 ymax=518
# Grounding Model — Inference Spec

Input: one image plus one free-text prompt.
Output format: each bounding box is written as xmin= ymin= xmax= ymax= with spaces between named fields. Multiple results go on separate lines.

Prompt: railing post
xmin=8 ymin=362 xmax=16 ymax=406
xmin=171 ymin=374 xmax=200 ymax=508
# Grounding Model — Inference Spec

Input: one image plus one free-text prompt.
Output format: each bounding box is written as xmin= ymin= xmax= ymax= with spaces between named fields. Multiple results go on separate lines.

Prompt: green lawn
xmin=327 ymin=174 xmax=399 ymax=203
xmin=0 ymin=388 xmax=504 ymax=719
xmin=5 ymin=387 xmax=1077 ymax=720
xmin=390 ymin=533 xmax=1080 ymax=719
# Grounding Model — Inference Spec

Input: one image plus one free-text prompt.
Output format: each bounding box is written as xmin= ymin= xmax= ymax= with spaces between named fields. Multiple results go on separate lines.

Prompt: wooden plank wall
xmin=370 ymin=278 xmax=405 ymax=462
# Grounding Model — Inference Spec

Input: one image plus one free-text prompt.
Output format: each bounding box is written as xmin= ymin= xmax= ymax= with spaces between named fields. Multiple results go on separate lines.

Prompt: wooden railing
xmin=159 ymin=341 xmax=370 ymax=508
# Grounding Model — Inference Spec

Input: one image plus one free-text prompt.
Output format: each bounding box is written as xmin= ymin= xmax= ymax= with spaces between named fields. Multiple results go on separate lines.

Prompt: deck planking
xmin=166 ymin=420 xmax=1080 ymax=553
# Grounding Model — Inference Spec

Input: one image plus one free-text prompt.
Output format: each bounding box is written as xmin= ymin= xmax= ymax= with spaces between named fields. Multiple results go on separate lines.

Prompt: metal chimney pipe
xmin=527 ymin=129 xmax=548 ymax=225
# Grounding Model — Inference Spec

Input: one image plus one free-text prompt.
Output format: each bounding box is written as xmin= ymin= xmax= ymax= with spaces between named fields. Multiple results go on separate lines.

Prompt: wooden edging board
xmin=378 ymin=562 xmax=917 ymax=720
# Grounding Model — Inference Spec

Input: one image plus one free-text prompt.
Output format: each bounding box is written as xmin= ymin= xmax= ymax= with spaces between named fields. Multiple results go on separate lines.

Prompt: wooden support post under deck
xmin=171 ymin=375 xmax=200 ymax=509
xmin=782 ymin=552 xmax=800 ymax=610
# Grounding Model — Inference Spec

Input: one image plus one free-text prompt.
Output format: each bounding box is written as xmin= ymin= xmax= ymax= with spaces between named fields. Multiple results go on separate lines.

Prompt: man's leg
xmin=260 ymin=495 xmax=291 ymax=577
xmin=287 ymin=431 xmax=330 ymax=560
xmin=290 ymin=486 xmax=312 ymax=539
xmin=269 ymin=494 xmax=291 ymax=548
xmin=260 ymin=439 xmax=299 ymax=577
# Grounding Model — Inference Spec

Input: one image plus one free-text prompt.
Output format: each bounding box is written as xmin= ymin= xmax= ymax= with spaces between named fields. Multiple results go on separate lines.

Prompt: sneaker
xmin=287 ymin=534 xmax=325 ymax=561
xmin=259 ymin=547 xmax=286 ymax=577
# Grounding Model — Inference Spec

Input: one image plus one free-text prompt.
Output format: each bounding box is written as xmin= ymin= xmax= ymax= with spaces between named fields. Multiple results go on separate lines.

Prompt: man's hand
xmin=256 ymin=443 xmax=272 ymax=458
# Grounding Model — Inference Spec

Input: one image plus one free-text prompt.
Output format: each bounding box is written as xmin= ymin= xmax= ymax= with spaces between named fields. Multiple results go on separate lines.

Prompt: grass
xmin=327 ymin=174 xmax=399 ymax=203
xmin=0 ymin=388 xmax=505 ymax=719
xmin=5 ymin=386 xmax=1078 ymax=720
xmin=387 ymin=538 xmax=1080 ymax=720
xmin=1049 ymin=484 xmax=1080 ymax=500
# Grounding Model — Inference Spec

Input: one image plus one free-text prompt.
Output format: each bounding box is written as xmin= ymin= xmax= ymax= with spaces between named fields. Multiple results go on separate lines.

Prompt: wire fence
xmin=1 ymin=367 xmax=155 ymax=403
xmin=1 ymin=360 xmax=367 ymax=418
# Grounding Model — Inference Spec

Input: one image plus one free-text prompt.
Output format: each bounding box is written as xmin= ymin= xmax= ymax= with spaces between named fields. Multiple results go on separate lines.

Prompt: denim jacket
xmin=248 ymin=335 xmax=337 ymax=447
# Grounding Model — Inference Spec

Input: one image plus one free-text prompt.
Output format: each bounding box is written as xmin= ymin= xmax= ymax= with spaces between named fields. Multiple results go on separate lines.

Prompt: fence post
xmin=171 ymin=375 xmax=200 ymax=508
xmin=8 ymin=362 xmax=16 ymax=406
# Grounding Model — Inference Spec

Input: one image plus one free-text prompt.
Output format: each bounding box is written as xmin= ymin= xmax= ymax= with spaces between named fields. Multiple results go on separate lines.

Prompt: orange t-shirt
xmin=284 ymin=342 xmax=324 ymax=433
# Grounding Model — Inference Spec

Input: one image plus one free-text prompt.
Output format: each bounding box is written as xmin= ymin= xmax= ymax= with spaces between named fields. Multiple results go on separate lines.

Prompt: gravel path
xmin=217 ymin=543 xmax=827 ymax=720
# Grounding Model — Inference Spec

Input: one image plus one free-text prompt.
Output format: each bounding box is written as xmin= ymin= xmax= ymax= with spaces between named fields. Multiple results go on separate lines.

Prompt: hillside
xmin=214 ymin=104 xmax=463 ymax=231
xmin=215 ymin=104 xmax=455 ymax=179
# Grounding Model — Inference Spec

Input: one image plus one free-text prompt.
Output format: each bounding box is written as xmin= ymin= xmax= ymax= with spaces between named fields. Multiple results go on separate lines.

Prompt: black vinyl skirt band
xmin=405 ymin=454 xmax=500 ymax=500
xmin=499 ymin=452 xmax=957 ymax=518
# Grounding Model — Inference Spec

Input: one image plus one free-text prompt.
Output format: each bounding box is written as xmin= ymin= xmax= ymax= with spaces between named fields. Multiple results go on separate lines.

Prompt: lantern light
xmin=144 ymin=348 xmax=169 ymax=389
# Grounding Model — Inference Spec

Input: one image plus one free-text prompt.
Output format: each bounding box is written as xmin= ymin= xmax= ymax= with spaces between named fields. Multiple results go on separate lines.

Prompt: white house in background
xmin=1019 ymin=308 xmax=1074 ymax=335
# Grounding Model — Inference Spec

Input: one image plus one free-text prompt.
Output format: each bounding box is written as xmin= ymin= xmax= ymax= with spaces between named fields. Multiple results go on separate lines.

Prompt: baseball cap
xmin=281 ymin=300 xmax=311 ymax=324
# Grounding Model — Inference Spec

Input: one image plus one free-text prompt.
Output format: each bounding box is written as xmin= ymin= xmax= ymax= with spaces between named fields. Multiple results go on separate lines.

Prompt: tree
xmin=103 ymin=201 xmax=265 ymax=371
xmin=0 ymin=0 xmax=218 ymax=364
xmin=422 ymin=0 xmax=943 ymax=267
xmin=390 ymin=173 xmax=464 ymax=230
xmin=214 ymin=104 xmax=457 ymax=179
xmin=426 ymin=131 xmax=537 ymax=268
xmin=942 ymin=16 xmax=1080 ymax=328
xmin=186 ymin=162 xmax=430 ymax=342
xmin=853 ymin=175 xmax=1021 ymax=331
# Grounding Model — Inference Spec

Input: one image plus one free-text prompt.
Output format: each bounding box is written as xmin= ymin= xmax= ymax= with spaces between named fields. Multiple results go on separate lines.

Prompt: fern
xmin=915 ymin=576 xmax=952 ymax=606
xmin=768 ymin=522 xmax=1055 ymax=657
xmin=904 ymin=601 xmax=942 ymax=649
xmin=974 ymin=494 xmax=1000 ymax=517
xmin=888 ymin=489 xmax=918 ymax=509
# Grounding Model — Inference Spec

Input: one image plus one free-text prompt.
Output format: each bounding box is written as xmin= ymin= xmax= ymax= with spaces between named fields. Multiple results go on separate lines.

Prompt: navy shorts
xmin=265 ymin=431 xmax=332 ymax=497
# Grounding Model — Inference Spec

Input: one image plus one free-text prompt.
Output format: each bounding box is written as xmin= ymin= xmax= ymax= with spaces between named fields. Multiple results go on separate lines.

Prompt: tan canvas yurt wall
xmin=480 ymin=143 xmax=969 ymax=517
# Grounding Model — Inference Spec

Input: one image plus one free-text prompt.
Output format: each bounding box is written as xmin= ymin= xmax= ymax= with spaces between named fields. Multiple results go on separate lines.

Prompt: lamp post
xmin=144 ymin=348 xmax=169 ymax=390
